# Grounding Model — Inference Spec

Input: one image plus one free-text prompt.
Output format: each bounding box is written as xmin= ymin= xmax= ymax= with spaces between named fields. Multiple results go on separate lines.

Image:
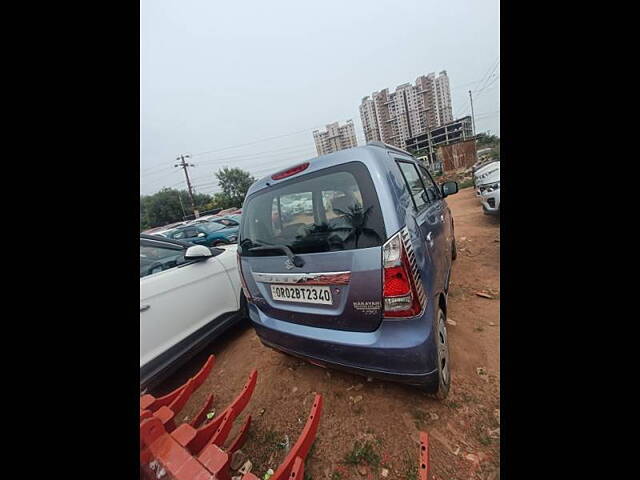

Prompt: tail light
xmin=383 ymin=228 xmax=426 ymax=318
xmin=237 ymin=251 xmax=253 ymax=302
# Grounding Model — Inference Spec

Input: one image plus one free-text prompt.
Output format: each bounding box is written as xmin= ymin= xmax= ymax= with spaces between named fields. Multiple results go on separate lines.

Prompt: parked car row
xmin=140 ymin=142 xmax=460 ymax=398
xmin=473 ymin=160 xmax=500 ymax=215
xmin=162 ymin=217 xmax=239 ymax=247
xmin=141 ymin=209 xmax=242 ymax=236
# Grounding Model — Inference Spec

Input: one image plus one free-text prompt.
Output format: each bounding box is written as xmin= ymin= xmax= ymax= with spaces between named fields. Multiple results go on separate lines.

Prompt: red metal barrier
xmin=140 ymin=355 xmax=324 ymax=480
xmin=419 ymin=431 xmax=430 ymax=480
xmin=271 ymin=393 xmax=323 ymax=480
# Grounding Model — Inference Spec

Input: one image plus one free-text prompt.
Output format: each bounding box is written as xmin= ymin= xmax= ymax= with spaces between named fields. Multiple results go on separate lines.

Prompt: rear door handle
xmin=140 ymin=304 xmax=150 ymax=312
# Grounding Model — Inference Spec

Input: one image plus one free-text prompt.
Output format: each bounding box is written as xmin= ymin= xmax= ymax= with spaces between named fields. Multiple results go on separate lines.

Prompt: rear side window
xmin=240 ymin=162 xmax=385 ymax=256
xmin=397 ymin=161 xmax=428 ymax=210
xmin=417 ymin=165 xmax=442 ymax=203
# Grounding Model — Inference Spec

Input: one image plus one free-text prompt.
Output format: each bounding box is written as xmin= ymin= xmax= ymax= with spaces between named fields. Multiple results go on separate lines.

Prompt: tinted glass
xmin=417 ymin=165 xmax=441 ymax=203
xmin=240 ymin=162 xmax=385 ymax=256
xmin=397 ymin=161 xmax=427 ymax=210
xmin=140 ymin=243 xmax=186 ymax=278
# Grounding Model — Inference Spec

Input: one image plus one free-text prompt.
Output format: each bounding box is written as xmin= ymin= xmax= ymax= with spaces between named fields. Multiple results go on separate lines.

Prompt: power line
xmin=140 ymin=163 xmax=174 ymax=176
xmin=140 ymin=167 xmax=183 ymax=186
xmin=189 ymin=124 xmax=325 ymax=158
xmin=194 ymin=142 xmax=317 ymax=167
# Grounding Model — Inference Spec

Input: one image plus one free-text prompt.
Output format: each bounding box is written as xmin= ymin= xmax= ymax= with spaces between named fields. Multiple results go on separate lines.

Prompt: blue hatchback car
xmin=238 ymin=142 xmax=459 ymax=398
xmin=165 ymin=221 xmax=239 ymax=247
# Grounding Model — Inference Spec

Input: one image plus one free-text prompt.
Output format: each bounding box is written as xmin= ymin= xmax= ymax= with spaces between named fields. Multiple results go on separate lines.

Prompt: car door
xmin=396 ymin=159 xmax=448 ymax=292
xmin=139 ymin=238 xmax=237 ymax=379
xmin=417 ymin=164 xmax=453 ymax=281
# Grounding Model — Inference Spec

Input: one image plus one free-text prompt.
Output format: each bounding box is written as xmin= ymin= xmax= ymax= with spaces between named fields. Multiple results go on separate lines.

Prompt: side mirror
xmin=185 ymin=245 xmax=213 ymax=261
xmin=197 ymin=232 xmax=206 ymax=238
xmin=441 ymin=181 xmax=459 ymax=197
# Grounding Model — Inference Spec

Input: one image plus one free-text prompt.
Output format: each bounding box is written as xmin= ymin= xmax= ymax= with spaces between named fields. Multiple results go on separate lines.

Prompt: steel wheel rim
xmin=438 ymin=310 xmax=450 ymax=386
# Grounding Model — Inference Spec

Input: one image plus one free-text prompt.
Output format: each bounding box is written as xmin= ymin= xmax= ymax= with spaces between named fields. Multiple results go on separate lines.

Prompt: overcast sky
xmin=140 ymin=0 xmax=499 ymax=196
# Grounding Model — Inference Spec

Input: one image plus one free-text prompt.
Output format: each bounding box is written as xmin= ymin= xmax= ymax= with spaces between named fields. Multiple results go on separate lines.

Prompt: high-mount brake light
xmin=271 ymin=162 xmax=310 ymax=180
xmin=382 ymin=229 xmax=424 ymax=317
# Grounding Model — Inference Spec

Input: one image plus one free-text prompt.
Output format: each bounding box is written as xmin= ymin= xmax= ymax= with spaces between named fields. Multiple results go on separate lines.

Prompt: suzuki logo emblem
xmin=284 ymin=258 xmax=295 ymax=270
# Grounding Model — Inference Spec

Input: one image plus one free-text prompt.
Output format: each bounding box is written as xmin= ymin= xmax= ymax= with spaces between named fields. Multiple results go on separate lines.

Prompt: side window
xmin=184 ymin=228 xmax=199 ymax=238
xmin=171 ymin=230 xmax=186 ymax=240
xmin=397 ymin=161 xmax=428 ymax=210
xmin=418 ymin=165 xmax=442 ymax=203
xmin=218 ymin=219 xmax=238 ymax=227
xmin=140 ymin=243 xmax=187 ymax=278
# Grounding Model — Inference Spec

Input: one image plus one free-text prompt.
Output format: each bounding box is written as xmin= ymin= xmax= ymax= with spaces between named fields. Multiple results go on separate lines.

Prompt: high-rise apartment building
xmin=313 ymin=120 xmax=358 ymax=156
xmin=360 ymin=71 xmax=454 ymax=148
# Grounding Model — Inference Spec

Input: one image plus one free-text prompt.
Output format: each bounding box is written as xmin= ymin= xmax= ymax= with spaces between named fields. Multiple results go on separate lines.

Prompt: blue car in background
xmin=238 ymin=142 xmax=459 ymax=398
xmin=165 ymin=221 xmax=239 ymax=247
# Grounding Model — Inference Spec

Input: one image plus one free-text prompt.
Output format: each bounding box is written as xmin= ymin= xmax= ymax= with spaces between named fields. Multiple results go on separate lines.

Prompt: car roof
xmin=246 ymin=142 xmax=413 ymax=198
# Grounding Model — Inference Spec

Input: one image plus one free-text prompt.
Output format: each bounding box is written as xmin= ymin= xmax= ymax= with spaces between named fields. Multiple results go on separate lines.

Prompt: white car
xmin=474 ymin=161 xmax=500 ymax=215
xmin=140 ymin=234 xmax=246 ymax=389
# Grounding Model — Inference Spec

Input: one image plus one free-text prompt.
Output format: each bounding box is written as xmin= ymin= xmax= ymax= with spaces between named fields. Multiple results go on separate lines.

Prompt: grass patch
xmin=329 ymin=473 xmax=343 ymax=480
xmin=344 ymin=441 xmax=380 ymax=466
xmin=447 ymin=400 xmax=461 ymax=409
xmin=479 ymin=433 xmax=492 ymax=446
xmin=403 ymin=454 xmax=419 ymax=480
xmin=459 ymin=178 xmax=475 ymax=189
xmin=261 ymin=429 xmax=280 ymax=446
xmin=412 ymin=409 xmax=428 ymax=428
xmin=474 ymin=326 xmax=484 ymax=332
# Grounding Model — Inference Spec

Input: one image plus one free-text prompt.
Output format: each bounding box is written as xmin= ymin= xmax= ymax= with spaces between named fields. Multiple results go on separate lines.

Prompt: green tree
xmin=140 ymin=188 xmax=212 ymax=231
xmin=214 ymin=167 xmax=256 ymax=208
xmin=476 ymin=132 xmax=500 ymax=147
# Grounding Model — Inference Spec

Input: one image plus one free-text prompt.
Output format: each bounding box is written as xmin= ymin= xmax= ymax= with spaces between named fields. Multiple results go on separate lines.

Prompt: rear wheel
xmin=423 ymin=307 xmax=451 ymax=399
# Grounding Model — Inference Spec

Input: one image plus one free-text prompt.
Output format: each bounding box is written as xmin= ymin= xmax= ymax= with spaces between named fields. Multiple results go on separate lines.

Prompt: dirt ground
xmin=152 ymin=187 xmax=500 ymax=480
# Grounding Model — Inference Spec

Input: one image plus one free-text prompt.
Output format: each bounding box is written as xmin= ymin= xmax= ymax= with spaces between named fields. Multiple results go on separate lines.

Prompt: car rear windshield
xmin=240 ymin=161 xmax=385 ymax=256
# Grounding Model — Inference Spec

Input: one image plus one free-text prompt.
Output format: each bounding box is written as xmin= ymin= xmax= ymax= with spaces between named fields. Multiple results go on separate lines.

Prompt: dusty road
xmin=153 ymin=187 xmax=500 ymax=480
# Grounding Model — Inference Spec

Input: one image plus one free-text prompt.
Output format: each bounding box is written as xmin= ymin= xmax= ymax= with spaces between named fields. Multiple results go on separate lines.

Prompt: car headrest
xmin=332 ymin=195 xmax=352 ymax=214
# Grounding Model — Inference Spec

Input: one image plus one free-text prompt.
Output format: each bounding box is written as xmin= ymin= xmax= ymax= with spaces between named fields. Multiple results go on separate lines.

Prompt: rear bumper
xmin=248 ymin=301 xmax=440 ymax=387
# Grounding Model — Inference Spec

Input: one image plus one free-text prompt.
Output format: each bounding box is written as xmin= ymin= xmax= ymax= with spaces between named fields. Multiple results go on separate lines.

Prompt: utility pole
xmin=175 ymin=154 xmax=199 ymax=218
xmin=469 ymin=90 xmax=476 ymax=136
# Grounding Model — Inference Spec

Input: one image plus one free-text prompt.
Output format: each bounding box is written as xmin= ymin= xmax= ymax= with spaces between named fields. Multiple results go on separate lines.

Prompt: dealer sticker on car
xmin=271 ymin=285 xmax=332 ymax=305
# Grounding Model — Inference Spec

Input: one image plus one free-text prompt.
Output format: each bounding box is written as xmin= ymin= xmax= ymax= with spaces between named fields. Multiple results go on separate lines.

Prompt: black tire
xmin=422 ymin=307 xmax=451 ymax=399
xmin=451 ymin=237 xmax=457 ymax=260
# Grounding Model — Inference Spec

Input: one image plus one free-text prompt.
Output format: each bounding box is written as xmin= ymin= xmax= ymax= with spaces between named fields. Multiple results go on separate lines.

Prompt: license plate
xmin=271 ymin=285 xmax=332 ymax=305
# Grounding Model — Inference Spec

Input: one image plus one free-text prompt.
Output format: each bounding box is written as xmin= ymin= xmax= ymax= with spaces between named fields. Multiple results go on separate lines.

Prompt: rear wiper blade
xmin=248 ymin=244 xmax=305 ymax=267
